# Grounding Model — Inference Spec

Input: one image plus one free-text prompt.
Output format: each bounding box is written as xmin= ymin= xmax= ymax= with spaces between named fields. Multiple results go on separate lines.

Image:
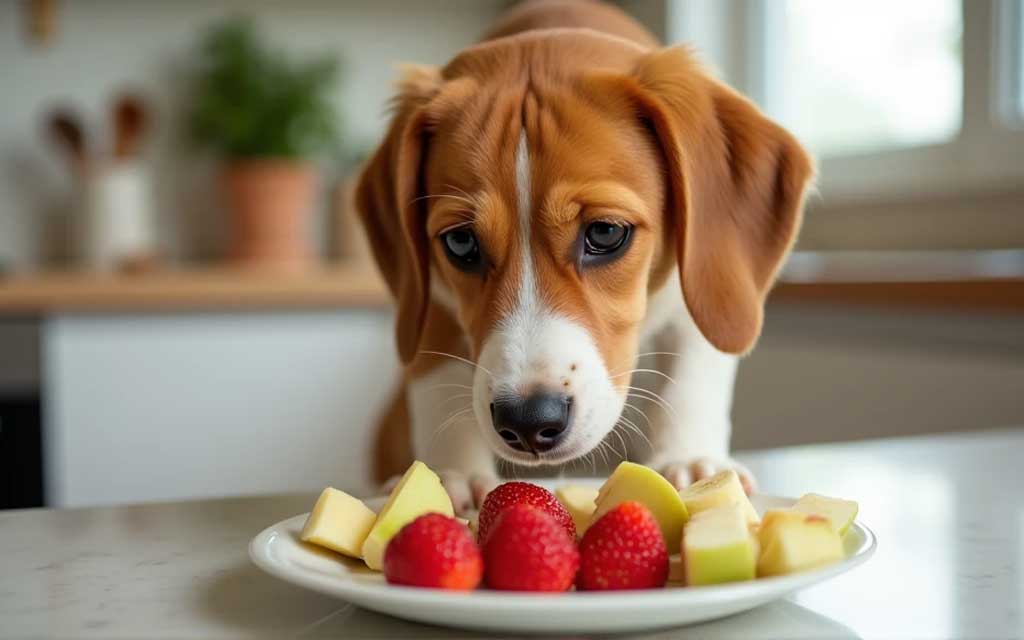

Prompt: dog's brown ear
xmin=621 ymin=47 xmax=814 ymax=354
xmin=355 ymin=65 xmax=444 ymax=364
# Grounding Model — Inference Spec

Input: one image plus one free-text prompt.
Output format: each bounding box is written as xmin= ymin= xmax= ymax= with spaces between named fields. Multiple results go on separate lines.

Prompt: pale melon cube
xmin=682 ymin=503 xmax=757 ymax=586
xmin=678 ymin=469 xmax=759 ymax=525
xmin=556 ymin=485 xmax=599 ymax=536
xmin=300 ymin=488 xmax=377 ymax=558
xmin=360 ymin=460 xmax=453 ymax=571
xmin=592 ymin=462 xmax=689 ymax=553
xmin=791 ymin=493 xmax=859 ymax=536
xmin=756 ymin=510 xmax=844 ymax=577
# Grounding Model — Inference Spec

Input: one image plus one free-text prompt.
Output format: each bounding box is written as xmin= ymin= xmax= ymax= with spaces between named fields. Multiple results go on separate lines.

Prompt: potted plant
xmin=190 ymin=19 xmax=339 ymax=270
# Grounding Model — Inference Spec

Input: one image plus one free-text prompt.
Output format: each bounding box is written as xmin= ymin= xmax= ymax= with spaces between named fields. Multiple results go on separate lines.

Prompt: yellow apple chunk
xmin=592 ymin=462 xmax=689 ymax=553
xmin=791 ymin=493 xmax=859 ymax=536
xmin=756 ymin=510 xmax=844 ymax=577
xmin=300 ymin=488 xmax=377 ymax=558
xmin=681 ymin=503 xmax=757 ymax=586
xmin=360 ymin=460 xmax=454 ymax=571
xmin=678 ymin=469 xmax=759 ymax=525
xmin=555 ymin=485 xmax=599 ymax=536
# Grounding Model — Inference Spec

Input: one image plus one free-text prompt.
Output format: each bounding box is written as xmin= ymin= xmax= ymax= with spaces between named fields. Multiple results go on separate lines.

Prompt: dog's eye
xmin=441 ymin=227 xmax=482 ymax=271
xmin=583 ymin=222 xmax=631 ymax=257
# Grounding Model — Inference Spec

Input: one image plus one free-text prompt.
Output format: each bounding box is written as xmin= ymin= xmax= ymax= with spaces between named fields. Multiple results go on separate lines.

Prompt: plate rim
xmin=249 ymin=493 xmax=876 ymax=611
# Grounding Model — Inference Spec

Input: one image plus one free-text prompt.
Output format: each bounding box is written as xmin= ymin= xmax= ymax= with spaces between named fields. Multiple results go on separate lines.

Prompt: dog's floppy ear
xmin=355 ymin=65 xmax=444 ymax=364
xmin=619 ymin=47 xmax=814 ymax=354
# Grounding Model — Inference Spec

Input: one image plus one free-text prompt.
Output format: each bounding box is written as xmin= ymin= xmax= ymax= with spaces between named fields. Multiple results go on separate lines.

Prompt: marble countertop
xmin=1 ymin=428 xmax=1021 ymax=639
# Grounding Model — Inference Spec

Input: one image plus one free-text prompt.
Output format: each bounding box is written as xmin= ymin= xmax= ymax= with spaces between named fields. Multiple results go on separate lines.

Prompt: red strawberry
xmin=477 ymin=481 xmax=576 ymax=544
xmin=577 ymin=501 xmax=668 ymax=591
xmin=483 ymin=504 xmax=579 ymax=591
xmin=383 ymin=513 xmax=483 ymax=590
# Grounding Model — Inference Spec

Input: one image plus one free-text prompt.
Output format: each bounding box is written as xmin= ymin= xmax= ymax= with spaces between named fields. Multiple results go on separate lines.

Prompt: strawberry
xmin=477 ymin=481 xmax=576 ymax=544
xmin=483 ymin=504 xmax=579 ymax=591
xmin=383 ymin=513 xmax=483 ymax=590
xmin=577 ymin=501 xmax=668 ymax=591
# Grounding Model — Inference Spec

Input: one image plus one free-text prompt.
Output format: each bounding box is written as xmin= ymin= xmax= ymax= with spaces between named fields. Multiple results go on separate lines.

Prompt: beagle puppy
xmin=356 ymin=0 xmax=813 ymax=512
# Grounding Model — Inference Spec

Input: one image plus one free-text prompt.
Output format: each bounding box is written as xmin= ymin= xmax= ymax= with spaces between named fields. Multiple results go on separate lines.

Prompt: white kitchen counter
xmin=1 ymin=428 xmax=1021 ymax=639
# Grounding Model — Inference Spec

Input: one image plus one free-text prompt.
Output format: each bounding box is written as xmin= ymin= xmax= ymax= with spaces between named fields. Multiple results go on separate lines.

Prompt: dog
xmin=356 ymin=0 xmax=813 ymax=513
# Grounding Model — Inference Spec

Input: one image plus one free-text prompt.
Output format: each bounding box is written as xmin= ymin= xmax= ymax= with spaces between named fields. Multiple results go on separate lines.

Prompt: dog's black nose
xmin=490 ymin=392 xmax=572 ymax=454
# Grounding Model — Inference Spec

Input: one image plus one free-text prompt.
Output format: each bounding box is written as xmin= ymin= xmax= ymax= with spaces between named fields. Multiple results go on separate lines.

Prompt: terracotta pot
xmin=221 ymin=160 xmax=316 ymax=270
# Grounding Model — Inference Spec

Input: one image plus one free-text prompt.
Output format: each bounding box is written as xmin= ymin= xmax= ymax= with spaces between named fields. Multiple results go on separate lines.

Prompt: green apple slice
xmin=360 ymin=460 xmax=453 ymax=570
xmin=300 ymin=487 xmax=377 ymax=558
xmin=555 ymin=485 xmax=599 ymax=536
xmin=756 ymin=509 xmax=844 ymax=577
xmin=592 ymin=462 xmax=689 ymax=553
xmin=678 ymin=469 xmax=759 ymax=525
xmin=790 ymin=493 xmax=859 ymax=536
xmin=682 ymin=503 xmax=757 ymax=586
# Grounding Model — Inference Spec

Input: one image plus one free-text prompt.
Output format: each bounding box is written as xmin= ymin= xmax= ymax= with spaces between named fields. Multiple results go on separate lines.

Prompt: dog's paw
xmin=655 ymin=457 xmax=757 ymax=495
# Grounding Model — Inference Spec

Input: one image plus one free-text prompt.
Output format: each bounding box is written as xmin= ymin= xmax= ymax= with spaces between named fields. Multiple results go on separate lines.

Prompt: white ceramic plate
xmin=250 ymin=488 xmax=875 ymax=634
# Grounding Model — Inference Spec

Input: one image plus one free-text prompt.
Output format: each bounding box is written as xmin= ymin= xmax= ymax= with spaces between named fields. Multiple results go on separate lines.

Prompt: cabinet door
xmin=0 ymin=395 xmax=44 ymax=509
xmin=45 ymin=312 xmax=397 ymax=507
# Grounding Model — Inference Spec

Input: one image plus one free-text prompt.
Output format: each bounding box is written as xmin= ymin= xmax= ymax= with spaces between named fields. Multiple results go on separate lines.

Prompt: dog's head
xmin=356 ymin=34 xmax=813 ymax=467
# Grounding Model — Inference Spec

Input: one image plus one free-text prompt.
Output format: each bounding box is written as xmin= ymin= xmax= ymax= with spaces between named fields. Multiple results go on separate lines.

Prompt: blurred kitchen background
xmin=1 ymin=0 xmax=1021 ymax=510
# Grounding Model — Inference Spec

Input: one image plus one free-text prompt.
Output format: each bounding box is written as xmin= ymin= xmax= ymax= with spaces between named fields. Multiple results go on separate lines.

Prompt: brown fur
xmin=358 ymin=0 xmax=813 ymax=483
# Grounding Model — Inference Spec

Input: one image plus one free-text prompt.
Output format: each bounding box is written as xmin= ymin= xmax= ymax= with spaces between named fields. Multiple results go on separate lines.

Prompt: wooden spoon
xmin=47 ymin=108 xmax=86 ymax=171
xmin=112 ymin=94 xmax=147 ymax=159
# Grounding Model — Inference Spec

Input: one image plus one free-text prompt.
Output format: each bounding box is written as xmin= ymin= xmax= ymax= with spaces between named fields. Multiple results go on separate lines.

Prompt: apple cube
xmin=360 ymin=460 xmax=454 ymax=570
xmin=756 ymin=510 xmax=844 ymax=577
xmin=592 ymin=462 xmax=689 ymax=553
xmin=681 ymin=503 xmax=757 ymax=586
xmin=300 ymin=488 xmax=377 ymax=558
xmin=555 ymin=485 xmax=599 ymax=536
xmin=678 ymin=469 xmax=759 ymax=525
xmin=791 ymin=493 xmax=858 ymax=536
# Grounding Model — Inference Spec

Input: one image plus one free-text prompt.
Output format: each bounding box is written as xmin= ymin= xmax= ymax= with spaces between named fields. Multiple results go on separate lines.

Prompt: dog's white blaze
xmin=513 ymin=130 xmax=539 ymax=324
xmin=471 ymin=130 xmax=625 ymax=466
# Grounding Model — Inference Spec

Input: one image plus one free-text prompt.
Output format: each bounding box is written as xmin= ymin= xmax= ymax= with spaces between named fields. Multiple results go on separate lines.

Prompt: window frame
xmin=668 ymin=0 xmax=1024 ymax=206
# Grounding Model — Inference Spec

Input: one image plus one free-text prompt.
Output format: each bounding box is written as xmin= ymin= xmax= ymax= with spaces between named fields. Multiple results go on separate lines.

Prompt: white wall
xmin=0 ymin=0 xmax=504 ymax=268
xmin=45 ymin=310 xmax=398 ymax=507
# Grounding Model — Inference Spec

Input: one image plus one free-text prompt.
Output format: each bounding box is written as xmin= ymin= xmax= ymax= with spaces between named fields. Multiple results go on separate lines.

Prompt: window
xmin=669 ymin=0 xmax=1024 ymax=202
xmin=767 ymin=0 xmax=962 ymax=157
xmin=998 ymin=0 xmax=1024 ymax=121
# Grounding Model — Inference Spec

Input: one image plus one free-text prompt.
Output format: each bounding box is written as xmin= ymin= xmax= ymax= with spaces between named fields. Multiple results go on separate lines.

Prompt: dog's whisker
xmin=616 ymin=415 xmax=653 ymax=454
xmin=622 ymin=402 xmax=654 ymax=432
xmin=443 ymin=183 xmax=479 ymax=204
xmin=408 ymin=192 xmax=476 ymax=208
xmin=609 ymin=368 xmax=677 ymax=386
xmin=418 ymin=350 xmax=494 ymax=378
xmin=422 ymin=383 xmax=473 ymax=392
xmin=634 ymin=351 xmax=683 ymax=360
xmin=429 ymin=394 xmax=474 ymax=415
xmin=623 ymin=386 xmax=679 ymax=421
xmin=426 ymin=406 xmax=474 ymax=449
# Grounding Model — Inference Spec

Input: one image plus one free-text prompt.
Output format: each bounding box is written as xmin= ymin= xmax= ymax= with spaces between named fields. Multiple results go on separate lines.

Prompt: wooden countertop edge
xmin=770 ymin=278 xmax=1024 ymax=313
xmin=0 ymin=267 xmax=393 ymax=314
xmin=1 ymin=269 xmax=1021 ymax=315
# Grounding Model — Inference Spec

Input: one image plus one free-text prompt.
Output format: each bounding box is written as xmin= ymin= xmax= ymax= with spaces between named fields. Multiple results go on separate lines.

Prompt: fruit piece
xmin=577 ymin=501 xmax=668 ymax=590
xmin=555 ymin=485 xmax=599 ymax=536
xmin=756 ymin=509 xmax=844 ymax=577
xmin=591 ymin=462 xmax=689 ymax=553
xmin=477 ymin=482 xmax=575 ymax=544
xmin=299 ymin=487 xmax=377 ymax=558
xmin=668 ymin=555 xmax=684 ymax=584
xmin=681 ymin=503 xmax=758 ymax=586
xmin=361 ymin=460 xmax=454 ymax=571
xmin=791 ymin=493 xmax=859 ymax=536
xmin=383 ymin=513 xmax=483 ymax=590
xmin=483 ymin=504 xmax=580 ymax=591
xmin=678 ymin=469 xmax=760 ymax=526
